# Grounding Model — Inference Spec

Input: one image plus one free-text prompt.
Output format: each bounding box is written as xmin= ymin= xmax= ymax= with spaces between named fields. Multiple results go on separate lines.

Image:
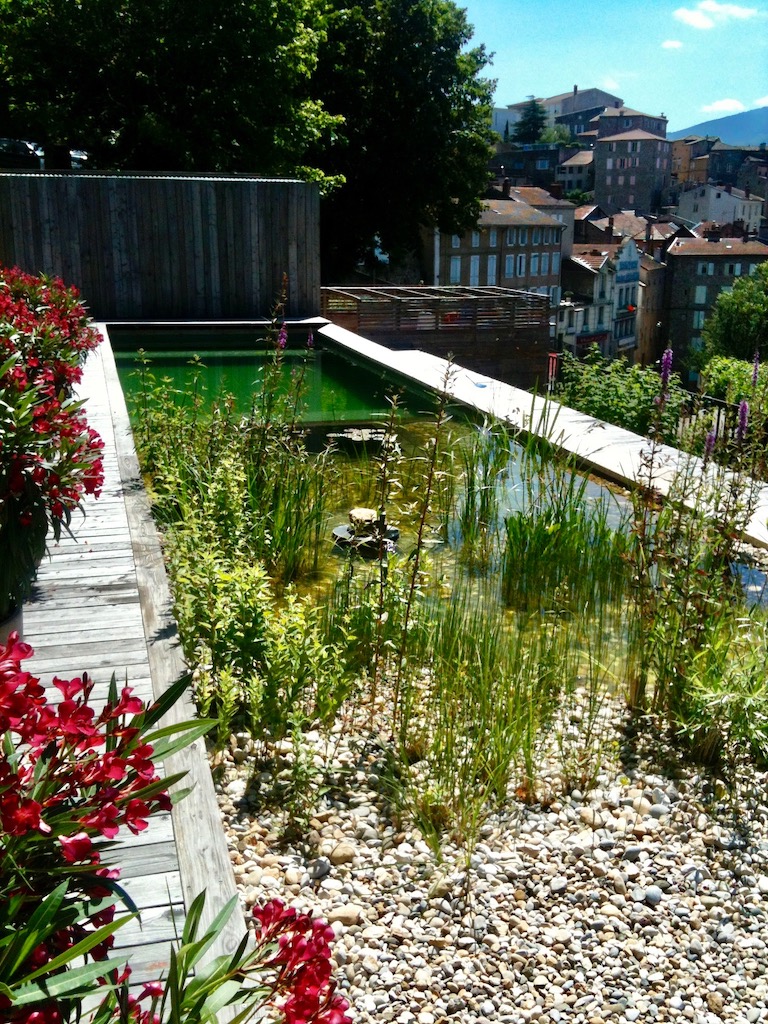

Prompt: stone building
xmin=662 ymin=234 xmax=768 ymax=380
xmin=593 ymin=130 xmax=671 ymax=215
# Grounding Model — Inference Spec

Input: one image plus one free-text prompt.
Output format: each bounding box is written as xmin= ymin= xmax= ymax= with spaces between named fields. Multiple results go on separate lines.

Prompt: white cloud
xmin=602 ymin=76 xmax=621 ymax=92
xmin=675 ymin=6 xmax=715 ymax=26
xmin=701 ymin=98 xmax=747 ymax=112
xmin=699 ymin=1 xmax=758 ymax=18
xmin=674 ymin=1 xmax=758 ymax=29
xmin=755 ymin=94 xmax=768 ymax=107
xmin=661 ymin=39 xmax=684 ymax=48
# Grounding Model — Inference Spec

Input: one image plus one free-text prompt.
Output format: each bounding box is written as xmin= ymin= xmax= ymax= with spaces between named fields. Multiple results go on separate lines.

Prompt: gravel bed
xmin=214 ymin=706 xmax=768 ymax=1024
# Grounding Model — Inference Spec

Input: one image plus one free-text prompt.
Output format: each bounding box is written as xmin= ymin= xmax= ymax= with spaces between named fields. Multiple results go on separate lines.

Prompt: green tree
xmin=511 ymin=98 xmax=547 ymax=144
xmin=311 ymin=0 xmax=496 ymax=277
xmin=539 ymin=124 xmax=571 ymax=144
xmin=0 ymin=0 xmax=337 ymax=174
xmin=702 ymin=263 xmax=768 ymax=361
xmin=565 ymin=188 xmax=593 ymax=206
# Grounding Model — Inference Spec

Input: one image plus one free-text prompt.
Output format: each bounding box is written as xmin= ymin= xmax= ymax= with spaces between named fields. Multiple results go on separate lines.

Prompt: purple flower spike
xmin=660 ymin=348 xmax=673 ymax=390
xmin=307 ymin=331 xmax=314 ymax=349
xmin=737 ymin=399 xmax=749 ymax=444
xmin=277 ymin=323 xmax=288 ymax=350
xmin=753 ymin=351 xmax=760 ymax=390
xmin=704 ymin=428 xmax=717 ymax=461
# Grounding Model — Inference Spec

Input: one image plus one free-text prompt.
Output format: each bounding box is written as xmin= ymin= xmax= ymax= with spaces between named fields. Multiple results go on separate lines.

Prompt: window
xmin=506 ymin=227 xmax=516 ymax=245
xmin=628 ymin=195 xmax=634 ymax=205
xmin=694 ymin=285 xmax=707 ymax=305
xmin=530 ymin=253 xmax=540 ymax=276
xmin=449 ymin=256 xmax=461 ymax=284
xmin=552 ymin=253 xmax=560 ymax=274
xmin=451 ymin=234 xmax=461 ymax=248
xmin=504 ymin=254 xmax=515 ymax=278
xmin=606 ymin=175 xmax=612 ymax=186
xmin=489 ymin=228 xmax=497 ymax=247
xmin=693 ymin=310 xmax=706 ymax=329
xmin=469 ymin=254 xmax=480 ymax=286
xmin=519 ymin=227 xmax=528 ymax=245
xmin=541 ymin=252 xmax=550 ymax=275
xmin=486 ymin=254 xmax=497 ymax=286
xmin=517 ymin=253 xmax=526 ymax=277
xmin=549 ymin=286 xmax=560 ymax=305
xmin=618 ymin=175 xmax=625 ymax=185
xmin=471 ymin=230 xmax=480 ymax=248
xmin=535 ymin=158 xmax=549 ymax=170
xmin=725 ymin=263 xmax=742 ymax=277
xmin=697 ymin=261 xmax=714 ymax=276
xmin=630 ymin=175 xmax=636 ymax=185
xmin=532 ymin=228 xmax=541 ymax=245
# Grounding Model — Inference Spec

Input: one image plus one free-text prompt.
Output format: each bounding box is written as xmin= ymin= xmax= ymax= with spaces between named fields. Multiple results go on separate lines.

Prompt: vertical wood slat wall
xmin=0 ymin=173 xmax=320 ymax=320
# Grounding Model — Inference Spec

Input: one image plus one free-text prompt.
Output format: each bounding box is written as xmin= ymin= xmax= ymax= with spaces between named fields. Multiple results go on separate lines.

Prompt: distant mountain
xmin=668 ymin=107 xmax=768 ymax=146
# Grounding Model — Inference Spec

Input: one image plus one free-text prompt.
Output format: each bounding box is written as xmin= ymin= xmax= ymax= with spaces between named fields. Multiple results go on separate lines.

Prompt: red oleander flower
xmin=58 ymin=832 xmax=96 ymax=864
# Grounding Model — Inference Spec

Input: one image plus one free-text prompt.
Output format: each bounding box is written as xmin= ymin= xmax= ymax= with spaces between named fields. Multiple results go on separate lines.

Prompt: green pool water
xmin=111 ymin=327 xmax=424 ymax=424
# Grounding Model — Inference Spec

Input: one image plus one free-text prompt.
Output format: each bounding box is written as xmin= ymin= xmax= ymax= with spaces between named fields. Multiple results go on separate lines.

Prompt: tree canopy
xmin=311 ymin=0 xmax=496 ymax=277
xmin=0 ymin=0 xmax=496 ymax=278
xmin=702 ymin=263 xmax=768 ymax=362
xmin=511 ymin=98 xmax=547 ymax=144
xmin=0 ymin=0 xmax=338 ymax=174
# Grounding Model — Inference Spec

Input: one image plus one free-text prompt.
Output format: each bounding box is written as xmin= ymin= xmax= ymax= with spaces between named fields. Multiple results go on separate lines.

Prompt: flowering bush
xmin=0 ymin=630 xmax=183 ymax=1019
xmin=0 ymin=633 xmax=351 ymax=1024
xmin=0 ymin=266 xmax=104 ymax=621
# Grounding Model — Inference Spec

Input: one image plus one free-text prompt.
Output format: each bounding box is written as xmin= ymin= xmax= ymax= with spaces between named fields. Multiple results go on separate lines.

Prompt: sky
xmin=460 ymin=0 xmax=768 ymax=132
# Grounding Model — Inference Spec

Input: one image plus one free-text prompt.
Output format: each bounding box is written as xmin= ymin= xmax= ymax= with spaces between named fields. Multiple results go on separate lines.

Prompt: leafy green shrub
xmin=168 ymin=541 xmax=349 ymax=745
xmin=556 ymin=346 xmax=688 ymax=442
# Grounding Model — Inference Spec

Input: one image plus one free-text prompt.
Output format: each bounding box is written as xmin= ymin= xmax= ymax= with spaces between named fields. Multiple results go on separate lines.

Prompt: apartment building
xmin=427 ymin=199 xmax=564 ymax=307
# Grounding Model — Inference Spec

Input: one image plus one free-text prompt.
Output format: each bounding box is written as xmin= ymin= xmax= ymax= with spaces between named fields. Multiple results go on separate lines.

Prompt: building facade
xmin=590 ymin=107 xmax=668 ymax=140
xmin=593 ymin=130 xmax=671 ymax=215
xmin=675 ymin=182 xmax=763 ymax=233
xmin=662 ymin=235 xmax=768 ymax=380
xmin=427 ymin=199 xmax=564 ymax=308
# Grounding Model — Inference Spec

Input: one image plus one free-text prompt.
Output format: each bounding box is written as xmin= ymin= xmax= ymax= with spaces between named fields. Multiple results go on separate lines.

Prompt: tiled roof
xmin=567 ymin=248 xmax=612 ymax=272
xmin=596 ymin=129 xmax=669 ymax=143
xmin=478 ymin=200 xmax=564 ymax=227
xmin=666 ymin=237 xmax=768 ymax=257
xmin=560 ymin=151 xmax=593 ymax=167
xmin=508 ymin=186 xmax=575 ymax=208
xmin=574 ymin=204 xmax=602 ymax=220
xmin=590 ymin=106 xmax=655 ymax=121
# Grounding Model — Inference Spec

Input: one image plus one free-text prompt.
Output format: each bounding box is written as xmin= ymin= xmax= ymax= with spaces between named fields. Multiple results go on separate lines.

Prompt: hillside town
xmin=436 ymin=85 xmax=768 ymax=383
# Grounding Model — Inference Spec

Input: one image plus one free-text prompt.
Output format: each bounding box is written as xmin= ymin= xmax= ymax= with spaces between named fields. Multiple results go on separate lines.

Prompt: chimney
xmin=745 ymin=186 xmax=750 ymax=199
xmin=548 ymin=182 xmax=563 ymax=199
xmin=608 ymin=215 xmax=615 ymax=238
xmin=706 ymin=223 xmax=722 ymax=243
xmin=573 ymin=85 xmax=578 ymax=97
xmin=502 ymin=177 xmax=511 ymax=198
xmin=725 ymin=183 xmax=732 ymax=194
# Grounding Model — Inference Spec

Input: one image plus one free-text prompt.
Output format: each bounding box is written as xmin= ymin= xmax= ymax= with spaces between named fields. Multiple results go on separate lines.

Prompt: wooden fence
xmin=0 ymin=172 xmax=320 ymax=320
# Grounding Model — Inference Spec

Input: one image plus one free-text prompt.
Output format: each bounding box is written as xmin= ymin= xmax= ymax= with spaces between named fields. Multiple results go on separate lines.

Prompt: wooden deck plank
xmin=21 ymin=336 xmax=245 ymax=1021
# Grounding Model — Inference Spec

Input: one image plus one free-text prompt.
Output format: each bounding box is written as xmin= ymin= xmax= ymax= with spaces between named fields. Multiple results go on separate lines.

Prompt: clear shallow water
xmin=111 ymin=328 xmax=768 ymax=604
xmin=112 ymin=332 xmax=427 ymax=423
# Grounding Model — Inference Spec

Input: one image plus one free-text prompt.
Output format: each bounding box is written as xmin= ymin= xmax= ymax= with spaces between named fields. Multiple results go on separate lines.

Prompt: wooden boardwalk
xmin=23 ymin=335 xmax=244 ymax=1000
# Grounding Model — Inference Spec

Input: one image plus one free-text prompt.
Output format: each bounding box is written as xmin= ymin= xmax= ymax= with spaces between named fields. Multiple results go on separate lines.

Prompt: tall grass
xmin=128 ymin=335 xmax=768 ymax=848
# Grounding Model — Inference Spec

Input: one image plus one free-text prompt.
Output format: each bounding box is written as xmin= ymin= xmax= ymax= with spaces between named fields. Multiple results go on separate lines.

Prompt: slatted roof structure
xmin=320 ymin=285 xmax=552 ymax=390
